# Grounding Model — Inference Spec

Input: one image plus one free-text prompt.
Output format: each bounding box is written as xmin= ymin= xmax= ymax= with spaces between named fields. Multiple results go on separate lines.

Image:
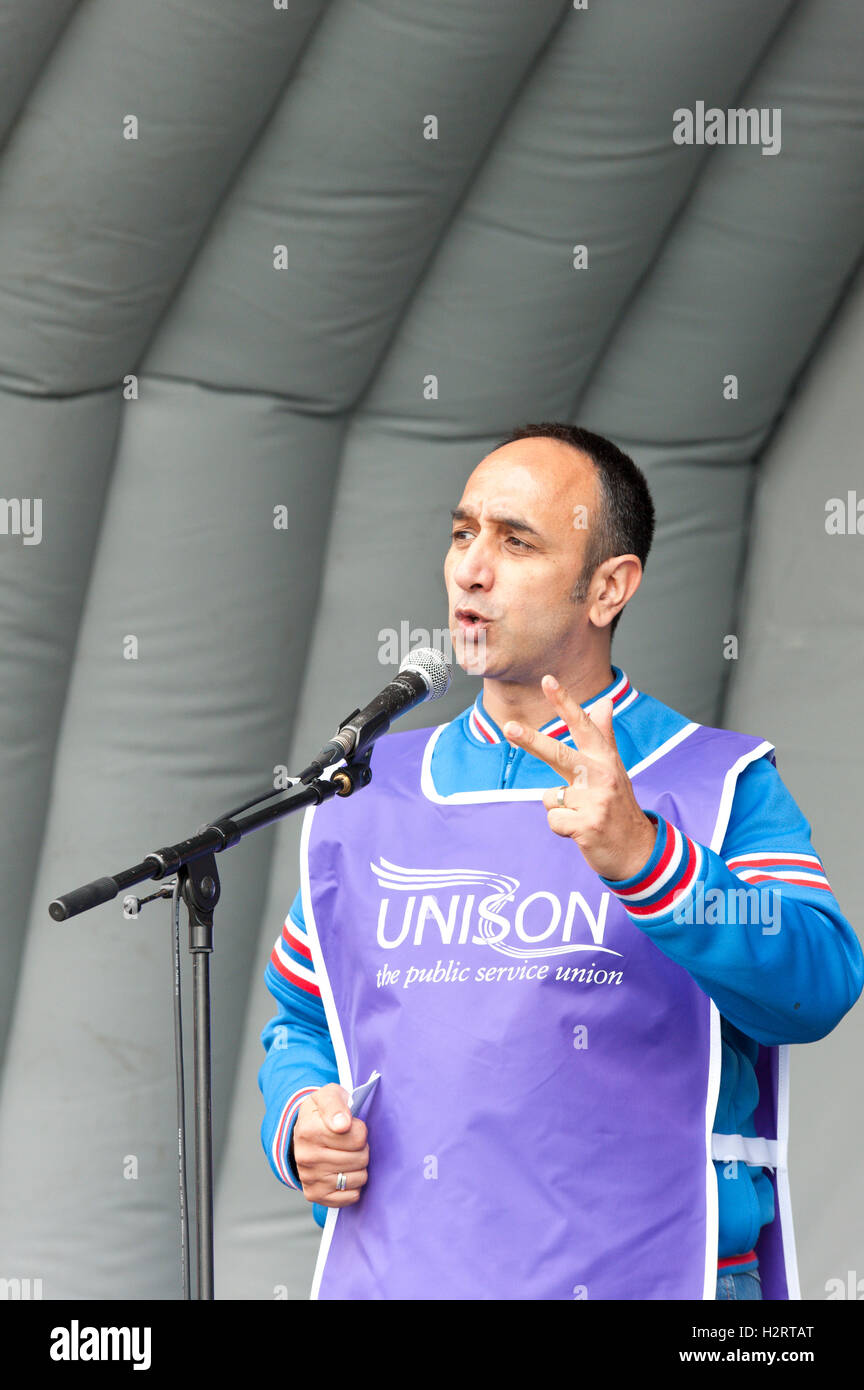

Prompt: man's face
xmin=443 ymin=438 xmax=600 ymax=681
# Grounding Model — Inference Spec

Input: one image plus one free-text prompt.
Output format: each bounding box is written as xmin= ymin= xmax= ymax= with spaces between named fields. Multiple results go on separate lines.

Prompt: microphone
xmin=298 ymin=647 xmax=452 ymax=784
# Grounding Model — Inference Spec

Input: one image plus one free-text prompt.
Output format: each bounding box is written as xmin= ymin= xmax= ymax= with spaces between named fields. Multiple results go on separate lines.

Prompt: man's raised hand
xmin=502 ymin=673 xmax=656 ymax=882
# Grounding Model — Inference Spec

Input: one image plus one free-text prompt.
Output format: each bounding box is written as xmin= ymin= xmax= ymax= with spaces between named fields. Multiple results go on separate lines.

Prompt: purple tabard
xmin=301 ymin=720 xmax=798 ymax=1300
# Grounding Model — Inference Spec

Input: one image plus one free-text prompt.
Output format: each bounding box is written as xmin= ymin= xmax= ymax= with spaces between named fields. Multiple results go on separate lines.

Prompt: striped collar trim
xmin=467 ymin=668 xmax=638 ymax=746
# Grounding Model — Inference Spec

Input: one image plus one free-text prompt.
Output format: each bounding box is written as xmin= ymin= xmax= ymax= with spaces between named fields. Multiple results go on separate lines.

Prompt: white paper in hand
xmin=349 ymin=1070 xmax=381 ymax=1120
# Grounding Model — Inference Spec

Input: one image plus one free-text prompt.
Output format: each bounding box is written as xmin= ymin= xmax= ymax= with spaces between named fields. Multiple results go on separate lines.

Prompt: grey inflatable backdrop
xmin=0 ymin=0 xmax=862 ymax=1299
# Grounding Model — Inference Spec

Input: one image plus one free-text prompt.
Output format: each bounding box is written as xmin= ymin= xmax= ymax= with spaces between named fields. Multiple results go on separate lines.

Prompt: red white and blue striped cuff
xmin=271 ymin=1086 xmax=318 ymax=1189
xmin=603 ymin=823 xmax=835 ymax=926
xmin=601 ymin=815 xmax=705 ymax=924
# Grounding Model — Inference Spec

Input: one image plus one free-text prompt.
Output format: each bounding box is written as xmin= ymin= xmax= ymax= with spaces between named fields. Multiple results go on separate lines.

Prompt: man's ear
xmin=588 ymin=555 xmax=642 ymax=628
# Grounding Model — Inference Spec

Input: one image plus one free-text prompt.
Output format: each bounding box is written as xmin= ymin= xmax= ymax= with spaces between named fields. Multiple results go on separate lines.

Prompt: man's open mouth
xmin=455 ymin=608 xmax=493 ymax=630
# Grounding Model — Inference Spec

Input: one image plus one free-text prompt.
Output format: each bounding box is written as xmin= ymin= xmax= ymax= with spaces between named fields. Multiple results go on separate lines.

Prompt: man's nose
xmin=452 ymin=534 xmax=494 ymax=591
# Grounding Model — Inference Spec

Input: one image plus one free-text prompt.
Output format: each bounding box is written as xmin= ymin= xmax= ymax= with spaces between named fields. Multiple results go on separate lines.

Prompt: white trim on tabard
xmin=299 ymin=800 xmax=355 ymax=1302
xmin=711 ymin=1064 xmax=799 ymax=1297
xmin=711 ymin=1134 xmax=780 ymax=1167
xmin=420 ymin=723 xmax=546 ymax=802
xmin=310 ymin=1206 xmax=339 ymax=1302
xmin=709 ymin=740 xmax=775 ymax=854
xmin=776 ymin=1044 xmax=801 ymax=1299
xmin=699 ymin=735 xmax=796 ymax=1296
xmin=625 ymin=721 xmax=701 ymax=779
xmin=702 ymin=1002 xmax=723 ymax=1299
xmin=418 ymin=719 xmax=703 ymax=804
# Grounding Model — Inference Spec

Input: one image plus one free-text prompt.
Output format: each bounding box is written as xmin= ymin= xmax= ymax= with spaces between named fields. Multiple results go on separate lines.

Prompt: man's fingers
xmin=314 ymin=1083 xmax=353 ymax=1134
xmin=324 ymin=1168 xmax=369 ymax=1195
xmin=296 ymin=1143 xmax=370 ymax=1175
xmin=301 ymin=1161 xmax=370 ymax=1208
xmin=541 ymin=675 xmax=616 ymax=758
xmin=298 ymin=1116 xmax=368 ymax=1155
xmin=503 ymin=679 xmax=621 ymax=778
xmin=541 ymin=785 xmax=586 ymax=814
xmin=501 ymin=719 xmax=583 ymax=779
xmin=314 ymin=1189 xmax=361 ymax=1208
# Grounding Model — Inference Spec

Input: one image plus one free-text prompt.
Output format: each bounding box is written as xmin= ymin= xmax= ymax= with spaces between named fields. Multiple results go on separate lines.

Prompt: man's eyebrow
xmin=449 ymin=507 xmax=544 ymax=539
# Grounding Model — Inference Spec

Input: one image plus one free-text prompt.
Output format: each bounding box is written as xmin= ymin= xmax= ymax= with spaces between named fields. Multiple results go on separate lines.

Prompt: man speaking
xmin=258 ymin=422 xmax=863 ymax=1300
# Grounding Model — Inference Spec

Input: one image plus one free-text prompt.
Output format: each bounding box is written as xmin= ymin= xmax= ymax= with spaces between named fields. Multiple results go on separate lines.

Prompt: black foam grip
xmin=48 ymin=876 xmax=118 ymax=922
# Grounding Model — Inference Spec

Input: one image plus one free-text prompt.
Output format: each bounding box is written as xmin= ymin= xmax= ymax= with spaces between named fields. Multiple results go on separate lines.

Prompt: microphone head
xmin=399 ymin=647 xmax=452 ymax=702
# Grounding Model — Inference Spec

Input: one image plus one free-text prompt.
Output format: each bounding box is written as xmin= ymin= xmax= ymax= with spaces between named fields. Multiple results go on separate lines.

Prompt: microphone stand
xmin=47 ymin=745 xmax=375 ymax=1300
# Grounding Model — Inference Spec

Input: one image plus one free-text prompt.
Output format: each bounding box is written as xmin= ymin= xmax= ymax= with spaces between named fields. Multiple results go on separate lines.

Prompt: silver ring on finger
xmin=336 ymin=1171 xmax=347 ymax=1191
xmin=555 ymin=785 xmax=567 ymax=807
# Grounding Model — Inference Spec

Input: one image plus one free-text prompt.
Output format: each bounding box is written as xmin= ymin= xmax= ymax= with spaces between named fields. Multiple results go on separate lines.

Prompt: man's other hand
xmin=293 ymin=1084 xmax=369 ymax=1207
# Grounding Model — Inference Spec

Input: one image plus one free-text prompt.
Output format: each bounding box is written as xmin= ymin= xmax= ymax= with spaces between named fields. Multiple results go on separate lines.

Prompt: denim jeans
xmin=716 ymin=1268 xmax=763 ymax=1300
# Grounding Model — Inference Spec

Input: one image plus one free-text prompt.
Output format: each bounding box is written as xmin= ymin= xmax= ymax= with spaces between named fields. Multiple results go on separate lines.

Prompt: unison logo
xmin=673 ymin=101 xmax=781 ymax=156
xmin=371 ymin=858 xmax=623 ymax=961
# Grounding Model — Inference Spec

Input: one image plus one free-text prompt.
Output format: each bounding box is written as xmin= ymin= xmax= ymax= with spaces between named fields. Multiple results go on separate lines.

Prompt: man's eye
xmin=507 ymin=536 xmax=532 ymax=550
xmin=451 ymin=529 xmax=473 ymax=542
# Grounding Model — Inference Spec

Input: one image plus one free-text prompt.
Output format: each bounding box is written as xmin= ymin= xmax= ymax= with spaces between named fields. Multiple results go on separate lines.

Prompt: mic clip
xmin=330 ymin=744 xmax=374 ymax=798
xmin=298 ymin=703 xmax=388 ymax=786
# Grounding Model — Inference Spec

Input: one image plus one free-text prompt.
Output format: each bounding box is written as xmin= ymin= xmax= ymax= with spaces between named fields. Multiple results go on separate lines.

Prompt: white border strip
xmin=420 ymin=719 xmax=702 ymax=804
xmin=702 ymin=735 xmax=799 ymax=1297
xmin=776 ymin=1043 xmax=801 ymax=1299
xmin=300 ymin=801 xmax=355 ymax=1302
xmin=619 ymin=720 xmax=701 ymax=780
xmin=703 ymin=1002 xmax=723 ymax=1299
xmin=420 ymin=724 xmax=547 ymax=802
xmin=709 ymin=740 xmax=775 ymax=853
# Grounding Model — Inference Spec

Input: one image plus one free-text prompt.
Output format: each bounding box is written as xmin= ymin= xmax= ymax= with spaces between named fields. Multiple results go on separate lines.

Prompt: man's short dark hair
xmin=493 ymin=422 xmax=655 ymax=639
